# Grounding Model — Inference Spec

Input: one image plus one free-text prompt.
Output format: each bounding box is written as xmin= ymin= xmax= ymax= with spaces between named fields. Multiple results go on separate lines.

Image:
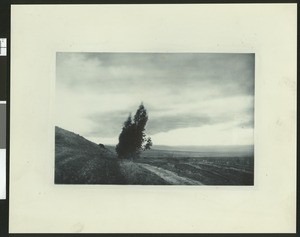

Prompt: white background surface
xmin=10 ymin=4 xmax=297 ymax=233
xmin=0 ymin=149 xmax=5 ymax=199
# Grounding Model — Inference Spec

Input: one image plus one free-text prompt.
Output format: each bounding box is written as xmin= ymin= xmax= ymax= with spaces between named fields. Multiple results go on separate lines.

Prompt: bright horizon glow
xmin=85 ymin=122 xmax=253 ymax=147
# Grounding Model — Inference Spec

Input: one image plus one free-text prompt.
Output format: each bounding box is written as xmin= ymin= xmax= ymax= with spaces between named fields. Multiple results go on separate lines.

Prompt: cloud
xmin=147 ymin=114 xmax=223 ymax=135
xmin=56 ymin=53 xmax=254 ymax=98
xmin=85 ymin=111 xmax=214 ymax=137
xmin=150 ymin=123 xmax=254 ymax=146
xmin=238 ymin=118 xmax=254 ymax=129
xmin=56 ymin=53 xmax=255 ymax=146
xmin=84 ymin=101 xmax=254 ymax=138
xmin=84 ymin=110 xmax=133 ymax=137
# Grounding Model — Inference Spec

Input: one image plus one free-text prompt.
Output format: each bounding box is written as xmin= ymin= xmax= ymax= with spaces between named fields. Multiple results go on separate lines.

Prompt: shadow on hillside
xmin=55 ymin=126 xmax=126 ymax=184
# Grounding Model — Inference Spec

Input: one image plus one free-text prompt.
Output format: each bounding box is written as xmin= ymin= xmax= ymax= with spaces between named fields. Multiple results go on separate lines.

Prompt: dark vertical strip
xmin=0 ymin=0 xmax=9 ymax=100
xmin=0 ymin=200 xmax=8 ymax=236
xmin=0 ymin=0 xmax=8 ymax=99
xmin=296 ymin=3 xmax=299 ymax=234
xmin=0 ymin=0 xmax=9 ymax=37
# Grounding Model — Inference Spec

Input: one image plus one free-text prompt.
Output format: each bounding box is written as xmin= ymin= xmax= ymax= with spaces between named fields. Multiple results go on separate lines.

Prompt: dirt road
xmin=137 ymin=163 xmax=203 ymax=185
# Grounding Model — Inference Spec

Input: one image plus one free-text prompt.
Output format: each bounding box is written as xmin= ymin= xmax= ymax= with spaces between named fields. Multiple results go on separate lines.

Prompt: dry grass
xmin=55 ymin=127 xmax=125 ymax=184
xmin=55 ymin=127 xmax=254 ymax=185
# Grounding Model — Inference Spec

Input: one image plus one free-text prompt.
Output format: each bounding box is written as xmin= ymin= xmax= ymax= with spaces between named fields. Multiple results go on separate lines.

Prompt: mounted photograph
xmin=55 ymin=53 xmax=254 ymax=185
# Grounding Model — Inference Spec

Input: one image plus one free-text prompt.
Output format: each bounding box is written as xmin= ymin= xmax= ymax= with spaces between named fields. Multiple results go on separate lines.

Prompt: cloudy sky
xmin=56 ymin=53 xmax=254 ymax=146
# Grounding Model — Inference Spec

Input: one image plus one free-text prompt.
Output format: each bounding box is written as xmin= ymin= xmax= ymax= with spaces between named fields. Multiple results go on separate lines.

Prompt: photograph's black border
xmin=0 ymin=0 xmax=298 ymax=236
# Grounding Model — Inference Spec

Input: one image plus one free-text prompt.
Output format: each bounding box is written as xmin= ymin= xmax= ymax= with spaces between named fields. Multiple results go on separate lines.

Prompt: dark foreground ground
xmin=55 ymin=127 xmax=254 ymax=185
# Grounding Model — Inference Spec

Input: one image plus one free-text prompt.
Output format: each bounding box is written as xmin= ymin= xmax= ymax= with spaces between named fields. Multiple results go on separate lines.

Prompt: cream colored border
xmin=10 ymin=4 xmax=297 ymax=233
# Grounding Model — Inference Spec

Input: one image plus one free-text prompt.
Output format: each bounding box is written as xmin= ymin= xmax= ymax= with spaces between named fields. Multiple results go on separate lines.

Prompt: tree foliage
xmin=116 ymin=103 xmax=152 ymax=159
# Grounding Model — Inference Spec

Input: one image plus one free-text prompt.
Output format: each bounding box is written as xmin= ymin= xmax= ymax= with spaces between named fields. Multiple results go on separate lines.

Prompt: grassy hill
xmin=55 ymin=126 xmax=125 ymax=184
xmin=55 ymin=127 xmax=253 ymax=185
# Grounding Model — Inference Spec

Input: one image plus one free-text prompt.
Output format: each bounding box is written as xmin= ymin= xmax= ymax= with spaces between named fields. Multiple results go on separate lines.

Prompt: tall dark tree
xmin=115 ymin=114 xmax=135 ymax=158
xmin=116 ymin=103 xmax=152 ymax=159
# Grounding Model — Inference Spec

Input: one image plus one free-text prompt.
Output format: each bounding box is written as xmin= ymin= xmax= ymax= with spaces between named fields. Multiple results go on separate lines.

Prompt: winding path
xmin=137 ymin=163 xmax=203 ymax=185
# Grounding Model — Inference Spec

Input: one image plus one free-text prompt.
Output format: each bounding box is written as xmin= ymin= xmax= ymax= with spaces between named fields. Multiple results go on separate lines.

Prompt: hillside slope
xmin=55 ymin=127 xmax=252 ymax=185
xmin=55 ymin=126 xmax=125 ymax=184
